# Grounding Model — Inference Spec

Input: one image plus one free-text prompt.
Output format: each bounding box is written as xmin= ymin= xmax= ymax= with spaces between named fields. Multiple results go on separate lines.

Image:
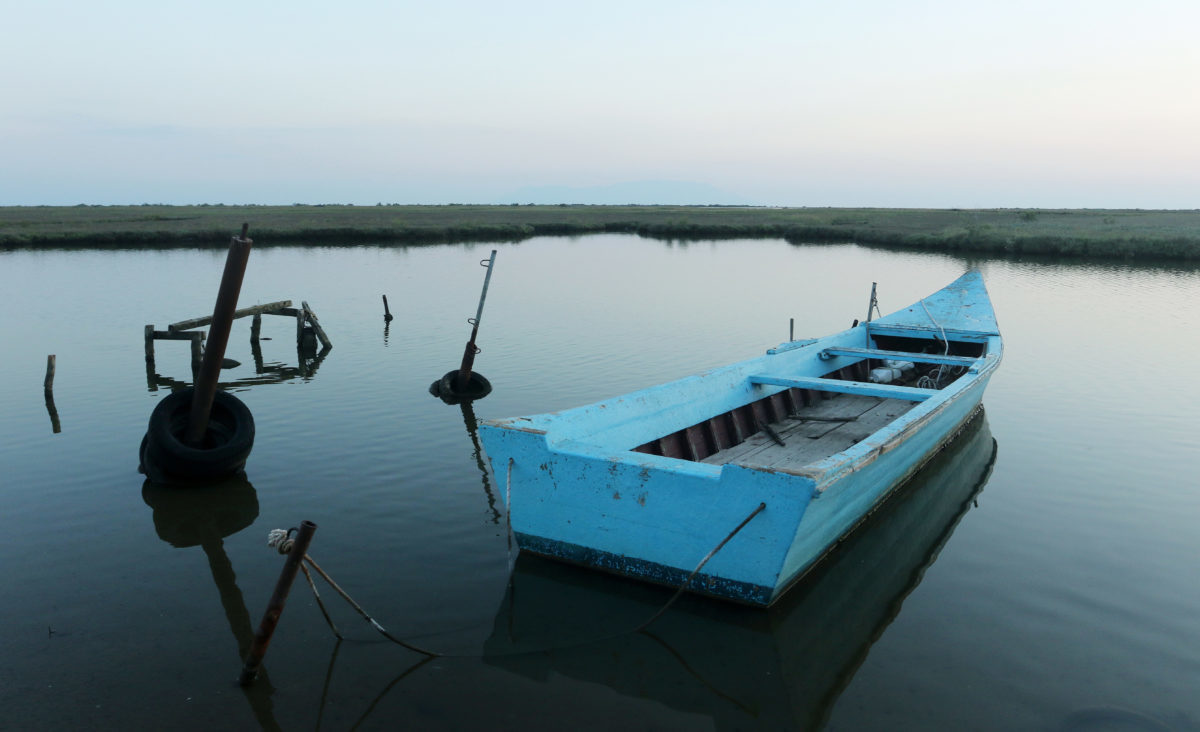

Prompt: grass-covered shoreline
xmin=3 ymin=204 xmax=1199 ymax=260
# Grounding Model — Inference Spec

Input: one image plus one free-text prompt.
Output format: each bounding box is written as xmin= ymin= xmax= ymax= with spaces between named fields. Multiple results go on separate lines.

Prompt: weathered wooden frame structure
xmin=144 ymin=299 xmax=331 ymax=374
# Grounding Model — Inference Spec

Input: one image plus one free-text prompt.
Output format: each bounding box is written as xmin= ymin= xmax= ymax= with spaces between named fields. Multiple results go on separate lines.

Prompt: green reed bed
xmin=2 ymin=204 xmax=1198 ymax=260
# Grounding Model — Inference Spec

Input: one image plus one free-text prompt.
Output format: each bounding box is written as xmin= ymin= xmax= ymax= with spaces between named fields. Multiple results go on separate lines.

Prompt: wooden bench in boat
xmin=817 ymin=346 xmax=982 ymax=369
xmin=749 ymin=374 xmax=937 ymax=402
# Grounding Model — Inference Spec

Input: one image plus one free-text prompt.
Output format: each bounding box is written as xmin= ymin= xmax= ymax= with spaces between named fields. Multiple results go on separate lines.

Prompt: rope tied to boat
xmin=920 ymin=297 xmax=953 ymax=387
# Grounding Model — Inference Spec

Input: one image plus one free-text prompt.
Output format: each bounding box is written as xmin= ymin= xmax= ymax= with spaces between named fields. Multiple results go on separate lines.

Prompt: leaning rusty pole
xmin=239 ymin=521 xmax=318 ymax=686
xmin=139 ymin=225 xmax=257 ymax=483
xmin=430 ymin=250 xmax=496 ymax=404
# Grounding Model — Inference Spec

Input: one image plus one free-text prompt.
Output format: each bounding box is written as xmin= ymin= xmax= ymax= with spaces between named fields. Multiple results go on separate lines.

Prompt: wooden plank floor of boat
xmin=700 ymin=393 xmax=915 ymax=471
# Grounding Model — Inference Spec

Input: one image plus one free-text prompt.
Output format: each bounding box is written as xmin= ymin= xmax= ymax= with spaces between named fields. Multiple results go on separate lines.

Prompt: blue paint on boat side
xmin=480 ymin=270 xmax=1002 ymax=605
xmin=486 ymin=425 xmax=817 ymax=593
xmin=775 ymin=380 xmax=992 ymax=601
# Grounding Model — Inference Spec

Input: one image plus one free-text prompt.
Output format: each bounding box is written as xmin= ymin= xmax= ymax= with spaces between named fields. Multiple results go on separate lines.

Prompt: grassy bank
xmin=2 ymin=204 xmax=1199 ymax=260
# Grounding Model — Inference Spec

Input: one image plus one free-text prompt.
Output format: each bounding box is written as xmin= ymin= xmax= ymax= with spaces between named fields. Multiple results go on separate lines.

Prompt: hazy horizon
xmin=4 ymin=2 xmax=1197 ymax=209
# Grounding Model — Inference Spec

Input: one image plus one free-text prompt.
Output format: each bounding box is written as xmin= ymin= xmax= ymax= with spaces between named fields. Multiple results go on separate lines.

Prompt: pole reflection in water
xmin=483 ymin=411 xmax=998 ymax=730
xmin=141 ymin=477 xmax=282 ymax=731
xmin=459 ymin=400 xmax=502 ymax=524
xmin=45 ymin=390 xmax=61 ymax=433
xmin=296 ymin=343 xmax=331 ymax=380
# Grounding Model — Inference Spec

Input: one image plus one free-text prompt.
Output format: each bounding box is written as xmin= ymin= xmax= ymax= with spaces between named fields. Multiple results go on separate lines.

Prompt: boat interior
xmin=632 ymin=333 xmax=987 ymax=470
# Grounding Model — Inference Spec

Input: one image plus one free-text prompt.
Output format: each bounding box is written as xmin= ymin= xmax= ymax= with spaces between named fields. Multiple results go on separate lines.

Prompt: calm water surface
xmin=1 ymin=236 xmax=1197 ymax=730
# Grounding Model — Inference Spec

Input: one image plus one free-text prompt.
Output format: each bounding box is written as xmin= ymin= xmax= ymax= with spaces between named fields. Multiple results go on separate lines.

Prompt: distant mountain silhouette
xmin=499 ymin=180 xmax=754 ymax=206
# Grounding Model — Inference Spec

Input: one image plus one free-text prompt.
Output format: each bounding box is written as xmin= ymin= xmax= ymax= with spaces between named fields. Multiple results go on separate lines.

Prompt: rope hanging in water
xmin=260 ymin=498 xmax=767 ymax=659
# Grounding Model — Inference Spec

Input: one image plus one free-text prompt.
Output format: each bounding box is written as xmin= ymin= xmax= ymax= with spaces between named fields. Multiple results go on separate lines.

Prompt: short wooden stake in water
xmin=144 ymin=324 xmax=156 ymax=363
xmin=302 ymin=301 xmax=331 ymax=349
xmin=44 ymin=354 xmax=56 ymax=391
xmin=185 ymin=224 xmax=252 ymax=447
xmin=44 ymin=355 xmax=61 ymax=433
xmin=239 ymin=520 xmax=317 ymax=686
xmin=382 ymin=295 xmax=394 ymax=322
xmin=189 ymin=333 xmax=204 ymax=375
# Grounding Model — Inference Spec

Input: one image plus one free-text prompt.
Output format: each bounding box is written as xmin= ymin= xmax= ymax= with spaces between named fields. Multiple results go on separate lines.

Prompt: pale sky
xmin=3 ymin=1 xmax=1197 ymax=207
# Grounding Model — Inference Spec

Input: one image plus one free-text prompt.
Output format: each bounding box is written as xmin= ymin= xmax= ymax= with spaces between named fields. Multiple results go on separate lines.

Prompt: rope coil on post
xmin=267 ymin=527 xmax=297 ymax=555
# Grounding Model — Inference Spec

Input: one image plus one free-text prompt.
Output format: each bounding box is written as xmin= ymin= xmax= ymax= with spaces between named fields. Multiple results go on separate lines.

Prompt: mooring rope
xmin=300 ymin=561 xmax=341 ymax=639
xmin=263 ymin=499 xmax=767 ymax=659
xmin=631 ymin=501 xmax=766 ymax=632
xmin=920 ymin=297 xmax=950 ymax=356
xmin=920 ymin=297 xmax=952 ymax=387
xmin=267 ymin=528 xmax=295 ymax=555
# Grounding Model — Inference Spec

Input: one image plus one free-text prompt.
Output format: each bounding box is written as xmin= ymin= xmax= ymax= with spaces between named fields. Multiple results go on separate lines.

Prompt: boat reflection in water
xmin=483 ymin=410 xmax=997 ymax=730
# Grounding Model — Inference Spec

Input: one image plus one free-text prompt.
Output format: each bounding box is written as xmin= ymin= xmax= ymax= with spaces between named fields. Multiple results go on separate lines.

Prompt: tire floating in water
xmin=139 ymin=387 xmax=255 ymax=483
xmin=429 ymin=370 xmax=492 ymax=404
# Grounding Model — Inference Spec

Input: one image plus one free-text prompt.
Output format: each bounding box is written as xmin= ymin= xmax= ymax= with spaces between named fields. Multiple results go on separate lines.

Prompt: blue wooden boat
xmin=479 ymin=270 xmax=1001 ymax=606
xmin=483 ymin=413 xmax=997 ymax=728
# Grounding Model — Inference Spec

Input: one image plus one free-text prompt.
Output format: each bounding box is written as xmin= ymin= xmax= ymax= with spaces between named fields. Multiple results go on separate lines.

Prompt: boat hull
xmin=480 ymin=271 xmax=1002 ymax=605
xmin=483 ymin=413 xmax=998 ymax=728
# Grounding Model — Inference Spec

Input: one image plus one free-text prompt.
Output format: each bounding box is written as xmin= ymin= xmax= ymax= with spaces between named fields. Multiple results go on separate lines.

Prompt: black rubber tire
xmin=431 ymin=370 xmax=492 ymax=403
xmin=143 ymin=388 xmax=255 ymax=480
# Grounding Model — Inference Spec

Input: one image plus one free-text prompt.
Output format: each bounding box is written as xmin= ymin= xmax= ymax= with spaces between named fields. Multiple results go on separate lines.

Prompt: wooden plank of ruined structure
xmin=302 ymin=301 xmax=332 ymax=348
xmin=168 ymin=300 xmax=293 ymax=332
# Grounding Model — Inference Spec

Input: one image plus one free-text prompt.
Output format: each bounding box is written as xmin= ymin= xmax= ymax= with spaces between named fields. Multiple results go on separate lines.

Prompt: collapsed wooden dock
xmin=144 ymin=299 xmax=331 ymax=374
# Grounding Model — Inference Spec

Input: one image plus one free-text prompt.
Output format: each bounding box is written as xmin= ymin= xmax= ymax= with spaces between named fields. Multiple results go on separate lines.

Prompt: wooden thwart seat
xmin=748 ymin=374 xmax=937 ymax=402
xmin=818 ymin=346 xmax=981 ymax=368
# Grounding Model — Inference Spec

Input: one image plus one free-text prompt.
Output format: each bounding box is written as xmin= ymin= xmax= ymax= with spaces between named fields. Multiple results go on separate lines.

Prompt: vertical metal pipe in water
xmin=456 ymin=250 xmax=497 ymax=391
xmin=185 ymin=225 xmax=252 ymax=446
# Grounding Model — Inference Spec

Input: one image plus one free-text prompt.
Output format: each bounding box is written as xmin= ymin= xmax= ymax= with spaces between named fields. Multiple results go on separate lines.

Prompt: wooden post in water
xmin=239 ymin=520 xmax=317 ymax=686
xmin=44 ymin=354 xmax=61 ymax=433
xmin=184 ymin=224 xmax=252 ymax=447
xmin=382 ymin=295 xmax=394 ymax=322
xmin=144 ymin=324 xmax=155 ymax=364
xmin=302 ymin=302 xmax=331 ymax=349
xmin=456 ymin=250 xmax=497 ymax=392
xmin=190 ymin=333 xmax=205 ymax=375
xmin=44 ymin=355 xmax=56 ymax=392
xmin=250 ymin=313 xmax=262 ymax=343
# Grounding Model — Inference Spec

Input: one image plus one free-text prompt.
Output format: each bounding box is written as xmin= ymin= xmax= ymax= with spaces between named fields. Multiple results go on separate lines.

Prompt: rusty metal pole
xmin=456 ymin=250 xmax=496 ymax=391
xmin=239 ymin=520 xmax=317 ymax=686
xmin=185 ymin=224 xmax=253 ymax=446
